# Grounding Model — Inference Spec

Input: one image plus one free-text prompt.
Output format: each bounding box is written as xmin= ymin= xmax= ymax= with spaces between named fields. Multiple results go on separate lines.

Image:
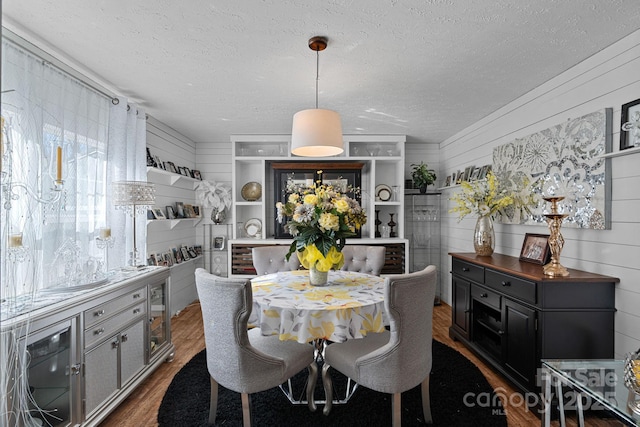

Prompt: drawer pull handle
xmin=464 ymin=309 xmax=471 ymax=313
xmin=462 ymin=267 xmax=470 ymax=272
xmin=480 ymin=293 xmax=488 ymax=298
xmin=133 ymin=308 xmax=141 ymax=314
xmin=121 ymin=334 xmax=128 ymax=343
xmin=94 ymin=328 xmax=105 ymax=336
xmin=133 ymin=293 xmax=142 ymax=299
xmin=497 ymin=330 xmax=505 ymax=336
xmin=501 ymin=281 xmax=511 ymax=287
xmin=94 ymin=309 xmax=105 ymax=317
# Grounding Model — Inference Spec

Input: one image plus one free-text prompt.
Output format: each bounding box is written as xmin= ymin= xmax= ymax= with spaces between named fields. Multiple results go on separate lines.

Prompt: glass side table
xmin=541 ymin=359 xmax=640 ymax=427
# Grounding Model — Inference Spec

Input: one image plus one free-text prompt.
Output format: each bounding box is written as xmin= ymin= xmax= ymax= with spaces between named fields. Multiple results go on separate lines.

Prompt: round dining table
xmin=249 ymin=269 xmax=387 ymax=344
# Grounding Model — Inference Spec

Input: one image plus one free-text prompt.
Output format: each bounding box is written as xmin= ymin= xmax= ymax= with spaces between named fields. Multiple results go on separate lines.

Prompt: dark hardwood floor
xmin=99 ymin=301 xmax=624 ymax=427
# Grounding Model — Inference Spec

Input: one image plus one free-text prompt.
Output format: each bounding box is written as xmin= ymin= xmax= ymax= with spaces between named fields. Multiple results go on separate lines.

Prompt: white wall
xmin=439 ymin=29 xmax=640 ymax=358
xmin=146 ymin=117 xmax=203 ymax=315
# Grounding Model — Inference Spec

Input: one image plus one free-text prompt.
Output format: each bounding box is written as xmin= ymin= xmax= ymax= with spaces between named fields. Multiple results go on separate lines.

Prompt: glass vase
xmin=309 ymin=265 xmax=329 ymax=286
xmin=211 ymin=207 xmax=226 ymax=224
xmin=473 ymin=215 xmax=495 ymax=256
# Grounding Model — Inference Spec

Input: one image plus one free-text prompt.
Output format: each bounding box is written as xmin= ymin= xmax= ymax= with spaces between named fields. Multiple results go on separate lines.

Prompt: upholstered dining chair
xmin=321 ymin=265 xmax=437 ymax=425
xmin=251 ymin=245 xmax=301 ymax=275
xmin=339 ymin=245 xmax=386 ymax=276
xmin=194 ymin=268 xmax=316 ymax=426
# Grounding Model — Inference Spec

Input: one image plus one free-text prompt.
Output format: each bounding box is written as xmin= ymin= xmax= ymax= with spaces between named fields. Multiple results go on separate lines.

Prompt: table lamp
xmin=112 ymin=180 xmax=155 ymax=268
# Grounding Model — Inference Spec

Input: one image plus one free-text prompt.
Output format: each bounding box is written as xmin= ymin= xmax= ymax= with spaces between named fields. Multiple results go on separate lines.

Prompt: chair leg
xmin=209 ymin=376 xmax=218 ymax=425
xmin=392 ymin=392 xmax=401 ymax=427
xmin=241 ymin=392 xmax=252 ymax=427
xmin=321 ymin=363 xmax=333 ymax=416
xmin=306 ymin=361 xmax=318 ymax=412
xmin=421 ymin=375 xmax=433 ymax=424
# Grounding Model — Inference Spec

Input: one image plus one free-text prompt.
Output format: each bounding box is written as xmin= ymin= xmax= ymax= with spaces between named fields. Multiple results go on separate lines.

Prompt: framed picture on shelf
xmin=163 ymin=252 xmax=174 ymax=267
xmin=192 ymin=169 xmax=202 ymax=180
xmin=183 ymin=167 xmax=192 ymax=178
xmin=444 ymin=175 xmax=451 ymax=187
xmin=175 ymin=202 xmax=185 ymax=218
xmin=171 ymin=247 xmax=182 ymax=263
xmin=180 ymin=246 xmax=190 ymax=261
xmin=187 ymin=246 xmax=198 ymax=258
xmin=194 ymin=244 xmax=203 ymax=255
xmin=166 ymin=161 xmax=178 ymax=174
xmin=469 ymin=167 xmax=481 ymax=181
xmin=152 ymin=208 xmax=166 ymax=219
xmin=166 ymin=206 xmax=176 ymax=219
xmin=519 ymin=233 xmax=551 ymax=264
xmin=620 ymin=97 xmax=640 ymax=150
xmin=213 ymin=236 xmax=225 ymax=250
xmin=192 ymin=205 xmax=201 ymax=218
xmin=183 ymin=204 xmax=195 ymax=218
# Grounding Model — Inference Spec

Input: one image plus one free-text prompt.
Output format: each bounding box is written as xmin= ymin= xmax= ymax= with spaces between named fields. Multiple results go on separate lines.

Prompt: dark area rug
xmin=158 ymin=340 xmax=506 ymax=426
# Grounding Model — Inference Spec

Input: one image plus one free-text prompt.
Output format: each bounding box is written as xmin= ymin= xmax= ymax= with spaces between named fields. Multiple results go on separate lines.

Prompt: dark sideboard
xmin=448 ymin=252 xmax=618 ymax=394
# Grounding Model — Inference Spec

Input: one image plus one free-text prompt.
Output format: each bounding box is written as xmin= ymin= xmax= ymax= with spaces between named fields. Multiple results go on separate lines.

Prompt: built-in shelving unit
xmin=228 ymin=134 xmax=409 ymax=277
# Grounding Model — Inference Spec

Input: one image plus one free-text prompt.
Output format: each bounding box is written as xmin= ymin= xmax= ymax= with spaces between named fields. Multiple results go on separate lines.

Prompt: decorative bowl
xmin=241 ymin=181 xmax=262 ymax=201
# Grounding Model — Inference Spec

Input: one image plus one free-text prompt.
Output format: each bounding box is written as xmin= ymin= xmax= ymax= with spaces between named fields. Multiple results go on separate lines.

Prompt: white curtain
xmin=107 ymin=99 xmax=147 ymax=268
xmin=0 ymin=37 xmax=146 ymax=426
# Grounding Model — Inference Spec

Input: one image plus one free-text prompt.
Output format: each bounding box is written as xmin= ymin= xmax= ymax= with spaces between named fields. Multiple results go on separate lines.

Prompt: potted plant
xmin=411 ymin=162 xmax=437 ymax=193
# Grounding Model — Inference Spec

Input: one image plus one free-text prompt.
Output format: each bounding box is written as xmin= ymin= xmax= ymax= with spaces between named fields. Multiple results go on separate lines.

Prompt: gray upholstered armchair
xmin=340 ymin=245 xmax=386 ymax=276
xmin=321 ymin=265 xmax=437 ymax=425
xmin=251 ymin=245 xmax=301 ymax=275
xmin=195 ymin=268 xmax=316 ymax=426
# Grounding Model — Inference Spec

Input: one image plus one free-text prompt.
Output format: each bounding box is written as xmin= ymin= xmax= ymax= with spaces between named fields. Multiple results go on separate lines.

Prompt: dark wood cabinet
xmin=449 ymin=252 xmax=618 ymax=394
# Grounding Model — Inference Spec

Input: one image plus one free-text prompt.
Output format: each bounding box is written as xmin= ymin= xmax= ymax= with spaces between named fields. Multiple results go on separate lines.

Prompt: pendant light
xmin=291 ymin=36 xmax=344 ymax=157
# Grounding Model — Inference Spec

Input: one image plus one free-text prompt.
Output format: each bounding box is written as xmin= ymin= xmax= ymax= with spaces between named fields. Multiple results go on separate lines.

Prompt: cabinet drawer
xmin=84 ymin=287 xmax=146 ymax=328
xmin=452 ymin=259 xmax=484 ymax=283
xmin=84 ymin=303 xmax=146 ymax=348
xmin=486 ymin=269 xmax=536 ymax=304
xmin=471 ymin=284 xmax=501 ymax=310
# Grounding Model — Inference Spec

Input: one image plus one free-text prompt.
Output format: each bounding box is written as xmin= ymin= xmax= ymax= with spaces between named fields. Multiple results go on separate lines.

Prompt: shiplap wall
xmin=146 ymin=117 xmax=203 ymax=315
xmin=439 ymin=29 xmax=640 ymax=358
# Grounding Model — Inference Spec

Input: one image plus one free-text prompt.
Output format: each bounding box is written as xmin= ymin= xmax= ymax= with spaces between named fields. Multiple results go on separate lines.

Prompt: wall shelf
xmin=598 ymin=145 xmax=640 ymax=159
xmin=146 ymin=166 xmax=201 ymax=187
xmin=146 ymin=218 xmax=202 ymax=229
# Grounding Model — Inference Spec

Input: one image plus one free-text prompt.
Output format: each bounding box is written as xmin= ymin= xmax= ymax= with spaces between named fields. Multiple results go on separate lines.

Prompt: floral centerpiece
xmin=196 ymin=180 xmax=232 ymax=224
xmin=449 ymin=171 xmax=514 ymax=221
xmin=449 ymin=171 xmax=539 ymax=255
xmin=276 ymin=175 xmax=367 ymax=285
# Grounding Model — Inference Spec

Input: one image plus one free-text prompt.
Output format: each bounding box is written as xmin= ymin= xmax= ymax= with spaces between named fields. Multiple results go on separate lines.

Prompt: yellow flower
xmin=288 ymin=193 xmax=300 ymax=203
xmin=319 ymin=212 xmax=339 ymax=231
xmin=303 ymin=194 xmax=318 ymax=205
xmin=334 ymin=198 xmax=349 ymax=213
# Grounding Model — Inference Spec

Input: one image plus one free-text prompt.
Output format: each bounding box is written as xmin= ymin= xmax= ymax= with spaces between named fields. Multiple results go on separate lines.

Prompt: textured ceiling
xmin=3 ymin=1 xmax=640 ymax=144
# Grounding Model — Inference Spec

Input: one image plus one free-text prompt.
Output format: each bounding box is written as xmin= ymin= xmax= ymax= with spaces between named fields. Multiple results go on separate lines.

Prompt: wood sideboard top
xmin=449 ymin=252 xmax=620 ymax=283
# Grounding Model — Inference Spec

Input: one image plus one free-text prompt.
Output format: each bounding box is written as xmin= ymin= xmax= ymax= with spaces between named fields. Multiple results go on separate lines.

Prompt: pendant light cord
xmin=315 ymin=49 xmax=319 ymax=109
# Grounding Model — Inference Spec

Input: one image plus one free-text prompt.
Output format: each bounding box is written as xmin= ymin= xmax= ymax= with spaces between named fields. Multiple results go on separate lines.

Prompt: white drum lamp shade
xmin=291 ymin=108 xmax=344 ymax=157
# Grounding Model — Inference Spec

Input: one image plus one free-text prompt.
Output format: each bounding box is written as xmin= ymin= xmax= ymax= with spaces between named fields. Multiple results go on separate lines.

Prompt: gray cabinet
xmin=3 ymin=267 xmax=173 ymax=427
xmin=449 ymin=253 xmax=618 ymax=394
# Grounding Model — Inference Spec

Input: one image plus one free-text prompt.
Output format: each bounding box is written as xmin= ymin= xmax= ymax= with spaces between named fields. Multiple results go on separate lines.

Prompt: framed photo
xmin=192 ymin=169 xmax=202 ymax=180
xmin=478 ymin=164 xmax=491 ymax=180
xmin=155 ymin=252 xmax=166 ymax=266
xmin=183 ymin=204 xmax=195 ymax=218
xmin=444 ymin=175 xmax=451 ymax=187
xmin=192 ymin=205 xmax=201 ymax=218
xmin=149 ymin=253 xmax=157 ymax=265
xmin=171 ymin=247 xmax=182 ymax=263
xmin=469 ymin=167 xmax=481 ymax=181
xmin=175 ymin=202 xmax=185 ymax=218
xmin=194 ymin=244 xmax=203 ymax=255
xmin=163 ymin=252 xmax=174 ymax=267
xmin=213 ymin=236 xmax=225 ymax=250
xmin=519 ymin=233 xmax=551 ymax=265
xmin=183 ymin=167 xmax=192 ymax=178
xmin=154 ymin=155 xmax=163 ymax=169
xmin=187 ymin=246 xmax=198 ymax=258
xmin=152 ymin=207 xmax=166 ymax=219
xmin=180 ymin=246 xmax=190 ymax=261
xmin=166 ymin=206 xmax=176 ymax=219
xmin=166 ymin=161 xmax=178 ymax=174
xmin=620 ymin=97 xmax=640 ymax=150
xmin=463 ymin=165 xmax=475 ymax=182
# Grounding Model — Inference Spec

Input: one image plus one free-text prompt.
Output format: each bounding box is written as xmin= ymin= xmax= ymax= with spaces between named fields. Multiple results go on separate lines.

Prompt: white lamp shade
xmin=291 ymin=109 xmax=344 ymax=157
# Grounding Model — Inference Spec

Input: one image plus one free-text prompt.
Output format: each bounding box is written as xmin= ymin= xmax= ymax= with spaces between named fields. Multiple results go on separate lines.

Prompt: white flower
xmin=196 ymin=180 xmax=232 ymax=211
